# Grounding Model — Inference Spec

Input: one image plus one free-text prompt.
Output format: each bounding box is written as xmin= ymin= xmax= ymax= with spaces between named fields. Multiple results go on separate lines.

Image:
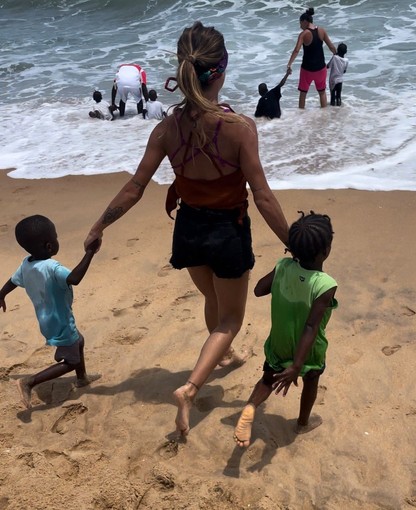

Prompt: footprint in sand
xmin=0 ymin=432 xmax=14 ymax=448
xmin=12 ymin=186 xmax=30 ymax=194
xmin=126 ymin=237 xmax=139 ymax=247
xmin=0 ymin=363 xmax=26 ymax=381
xmin=173 ymin=290 xmax=199 ymax=304
xmin=315 ymin=384 xmax=327 ymax=405
xmin=344 ymin=349 xmax=363 ymax=365
xmin=177 ymin=308 xmax=195 ymax=322
xmin=113 ymin=327 xmax=149 ymax=345
xmin=112 ymin=299 xmax=150 ymax=317
xmin=155 ymin=440 xmax=179 ymax=459
xmin=17 ymin=451 xmax=41 ymax=468
xmin=0 ymin=224 xmax=8 ymax=234
xmin=111 ymin=307 xmax=126 ymax=317
xmin=43 ymin=450 xmax=80 ymax=480
xmin=149 ymin=468 xmax=176 ymax=491
xmin=51 ymin=401 xmax=87 ymax=434
xmin=158 ymin=264 xmax=173 ymax=277
xmin=381 ymin=345 xmax=401 ymax=356
xmin=405 ymin=497 xmax=416 ymax=508
xmin=224 ymin=384 xmax=245 ymax=401
xmin=132 ymin=298 xmax=150 ymax=310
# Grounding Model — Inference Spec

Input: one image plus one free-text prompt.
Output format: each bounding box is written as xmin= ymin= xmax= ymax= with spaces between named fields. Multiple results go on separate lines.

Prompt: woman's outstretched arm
xmin=84 ymin=122 xmax=167 ymax=250
xmin=238 ymin=117 xmax=289 ymax=246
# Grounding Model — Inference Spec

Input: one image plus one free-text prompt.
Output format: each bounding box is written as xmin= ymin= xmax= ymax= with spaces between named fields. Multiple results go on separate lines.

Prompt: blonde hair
xmin=174 ymin=21 xmax=243 ymax=148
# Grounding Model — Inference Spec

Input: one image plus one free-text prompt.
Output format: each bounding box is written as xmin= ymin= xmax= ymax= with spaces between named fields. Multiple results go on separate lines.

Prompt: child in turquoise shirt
xmin=0 ymin=215 xmax=100 ymax=409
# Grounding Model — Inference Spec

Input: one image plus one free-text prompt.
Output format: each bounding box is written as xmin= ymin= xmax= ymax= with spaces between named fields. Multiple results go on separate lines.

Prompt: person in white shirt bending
xmin=111 ymin=63 xmax=149 ymax=117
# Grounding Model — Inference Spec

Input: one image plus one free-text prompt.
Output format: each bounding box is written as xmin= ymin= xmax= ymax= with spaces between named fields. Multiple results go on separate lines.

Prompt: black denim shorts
xmin=170 ymin=202 xmax=255 ymax=279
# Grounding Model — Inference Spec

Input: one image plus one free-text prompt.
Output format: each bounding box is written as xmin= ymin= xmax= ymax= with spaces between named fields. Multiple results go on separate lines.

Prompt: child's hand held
xmin=84 ymin=231 xmax=102 ymax=253
xmin=86 ymin=238 xmax=101 ymax=254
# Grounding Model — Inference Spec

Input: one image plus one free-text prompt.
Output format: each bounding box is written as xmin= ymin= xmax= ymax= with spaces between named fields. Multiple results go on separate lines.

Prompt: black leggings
xmin=330 ymin=83 xmax=343 ymax=106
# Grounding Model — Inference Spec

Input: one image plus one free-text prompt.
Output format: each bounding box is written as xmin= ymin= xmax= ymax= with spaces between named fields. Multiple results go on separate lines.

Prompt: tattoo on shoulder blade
xmin=103 ymin=207 xmax=123 ymax=225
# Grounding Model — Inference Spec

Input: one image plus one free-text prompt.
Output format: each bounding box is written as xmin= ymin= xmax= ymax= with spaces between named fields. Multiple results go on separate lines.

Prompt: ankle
xmin=185 ymin=380 xmax=200 ymax=397
xmin=25 ymin=375 xmax=36 ymax=389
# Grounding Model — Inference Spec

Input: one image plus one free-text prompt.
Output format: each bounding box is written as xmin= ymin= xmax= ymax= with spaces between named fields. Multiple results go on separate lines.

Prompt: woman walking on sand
xmin=84 ymin=21 xmax=288 ymax=437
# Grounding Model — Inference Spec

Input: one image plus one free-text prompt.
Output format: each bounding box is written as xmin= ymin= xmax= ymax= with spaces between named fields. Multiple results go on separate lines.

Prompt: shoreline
xmin=0 ymin=170 xmax=415 ymax=509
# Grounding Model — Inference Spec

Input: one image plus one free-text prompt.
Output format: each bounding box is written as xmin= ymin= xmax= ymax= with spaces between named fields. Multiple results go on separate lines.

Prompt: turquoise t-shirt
xmin=264 ymin=258 xmax=338 ymax=376
xmin=11 ymin=257 xmax=78 ymax=347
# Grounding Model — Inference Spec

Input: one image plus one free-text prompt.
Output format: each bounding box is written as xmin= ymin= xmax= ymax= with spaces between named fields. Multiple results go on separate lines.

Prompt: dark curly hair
xmin=288 ymin=210 xmax=333 ymax=264
xmin=15 ymin=215 xmax=55 ymax=254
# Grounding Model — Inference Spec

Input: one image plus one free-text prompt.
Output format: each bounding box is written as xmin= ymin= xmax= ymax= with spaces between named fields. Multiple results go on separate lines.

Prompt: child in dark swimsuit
xmin=254 ymin=69 xmax=290 ymax=119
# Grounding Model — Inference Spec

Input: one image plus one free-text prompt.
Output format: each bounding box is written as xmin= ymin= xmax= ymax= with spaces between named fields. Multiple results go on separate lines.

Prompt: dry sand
xmin=0 ymin=169 xmax=415 ymax=509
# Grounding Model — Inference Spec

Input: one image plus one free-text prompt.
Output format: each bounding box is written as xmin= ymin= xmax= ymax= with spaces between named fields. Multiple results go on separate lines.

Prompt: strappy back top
xmin=165 ymin=108 xmax=248 ymax=217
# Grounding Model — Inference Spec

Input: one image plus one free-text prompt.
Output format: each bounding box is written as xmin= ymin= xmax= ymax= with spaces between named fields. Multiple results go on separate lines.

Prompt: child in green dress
xmin=234 ymin=211 xmax=338 ymax=447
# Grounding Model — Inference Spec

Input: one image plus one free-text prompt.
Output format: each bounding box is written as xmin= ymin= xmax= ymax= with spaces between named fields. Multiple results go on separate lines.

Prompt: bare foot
xmin=74 ymin=373 xmax=101 ymax=388
xmin=173 ymin=384 xmax=195 ymax=437
xmin=218 ymin=347 xmax=253 ymax=368
xmin=233 ymin=403 xmax=256 ymax=448
xmin=295 ymin=414 xmax=323 ymax=434
xmin=16 ymin=377 xmax=34 ymax=409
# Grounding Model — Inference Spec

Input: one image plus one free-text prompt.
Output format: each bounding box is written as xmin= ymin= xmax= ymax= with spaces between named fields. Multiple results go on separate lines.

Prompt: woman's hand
xmin=84 ymin=229 xmax=103 ymax=253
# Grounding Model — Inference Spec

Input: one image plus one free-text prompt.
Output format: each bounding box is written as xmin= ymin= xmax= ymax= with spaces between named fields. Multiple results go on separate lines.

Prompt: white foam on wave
xmin=3 ymin=88 xmax=415 ymax=192
xmin=1 ymin=0 xmax=415 ymax=191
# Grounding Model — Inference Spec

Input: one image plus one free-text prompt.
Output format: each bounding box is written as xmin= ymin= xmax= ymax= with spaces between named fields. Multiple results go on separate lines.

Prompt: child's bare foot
xmin=74 ymin=373 xmax=101 ymax=388
xmin=218 ymin=347 xmax=253 ymax=368
xmin=16 ymin=377 xmax=34 ymax=409
xmin=233 ymin=403 xmax=256 ymax=448
xmin=173 ymin=383 xmax=196 ymax=437
xmin=295 ymin=414 xmax=323 ymax=434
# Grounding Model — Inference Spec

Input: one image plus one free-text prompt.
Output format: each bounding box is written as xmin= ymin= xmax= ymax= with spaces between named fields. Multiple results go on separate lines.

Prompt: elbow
xmin=254 ymin=287 xmax=268 ymax=298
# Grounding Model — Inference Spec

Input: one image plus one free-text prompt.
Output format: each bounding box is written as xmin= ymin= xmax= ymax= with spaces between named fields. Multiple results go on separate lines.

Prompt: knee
xmin=217 ymin=315 xmax=244 ymax=337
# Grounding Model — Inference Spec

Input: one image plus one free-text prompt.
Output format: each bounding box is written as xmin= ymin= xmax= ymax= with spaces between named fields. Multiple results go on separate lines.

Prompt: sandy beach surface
xmin=0 ymin=169 xmax=415 ymax=510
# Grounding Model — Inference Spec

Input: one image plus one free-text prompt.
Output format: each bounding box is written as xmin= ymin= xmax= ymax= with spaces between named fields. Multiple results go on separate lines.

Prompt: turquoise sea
xmin=1 ymin=0 xmax=415 ymax=190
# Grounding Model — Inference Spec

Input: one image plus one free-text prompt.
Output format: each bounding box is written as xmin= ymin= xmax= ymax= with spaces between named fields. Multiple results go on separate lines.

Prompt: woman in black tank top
xmin=286 ymin=7 xmax=336 ymax=108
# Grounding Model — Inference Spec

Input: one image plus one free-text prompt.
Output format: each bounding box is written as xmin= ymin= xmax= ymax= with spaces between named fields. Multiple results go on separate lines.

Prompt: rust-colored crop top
xmin=165 ymin=108 xmax=248 ymax=218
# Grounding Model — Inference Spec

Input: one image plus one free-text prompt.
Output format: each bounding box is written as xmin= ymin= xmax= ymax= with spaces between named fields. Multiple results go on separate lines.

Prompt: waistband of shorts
xmin=179 ymin=201 xmax=248 ymax=221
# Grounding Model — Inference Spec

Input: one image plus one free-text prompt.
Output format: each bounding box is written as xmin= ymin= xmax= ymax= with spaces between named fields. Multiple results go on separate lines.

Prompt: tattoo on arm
xmin=132 ymin=179 xmax=146 ymax=192
xmin=103 ymin=206 xmax=124 ymax=225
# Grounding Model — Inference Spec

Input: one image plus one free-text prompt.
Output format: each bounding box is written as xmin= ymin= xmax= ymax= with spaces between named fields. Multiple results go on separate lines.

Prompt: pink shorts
xmin=298 ymin=67 xmax=327 ymax=93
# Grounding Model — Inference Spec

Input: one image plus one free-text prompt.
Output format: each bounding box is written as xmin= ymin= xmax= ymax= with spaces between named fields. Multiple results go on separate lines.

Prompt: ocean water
xmin=1 ymin=0 xmax=415 ymax=190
